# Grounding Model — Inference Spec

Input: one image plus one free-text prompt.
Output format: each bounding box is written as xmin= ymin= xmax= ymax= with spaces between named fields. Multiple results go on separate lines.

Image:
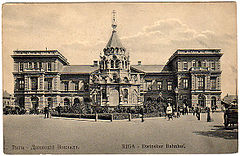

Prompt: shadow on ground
xmin=193 ymin=125 xmax=238 ymax=140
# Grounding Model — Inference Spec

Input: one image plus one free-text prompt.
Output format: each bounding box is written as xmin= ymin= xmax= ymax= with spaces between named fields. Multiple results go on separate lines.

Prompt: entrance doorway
xmin=109 ymin=88 xmax=119 ymax=106
xmin=31 ymin=97 xmax=39 ymax=111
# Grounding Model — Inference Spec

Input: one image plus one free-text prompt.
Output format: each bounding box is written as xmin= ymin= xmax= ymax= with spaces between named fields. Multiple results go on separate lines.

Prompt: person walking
xmin=206 ymin=107 xmax=211 ymax=122
xmin=44 ymin=106 xmax=49 ymax=119
xmin=196 ymin=107 xmax=200 ymax=120
xmin=57 ymin=103 xmax=61 ymax=117
xmin=186 ymin=105 xmax=189 ymax=115
xmin=192 ymin=107 xmax=195 ymax=115
xmin=176 ymin=106 xmax=180 ymax=118
xmin=166 ymin=104 xmax=173 ymax=120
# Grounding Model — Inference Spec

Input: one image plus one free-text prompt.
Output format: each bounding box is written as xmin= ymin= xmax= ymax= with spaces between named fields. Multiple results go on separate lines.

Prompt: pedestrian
xmin=140 ymin=107 xmax=144 ymax=122
xmin=185 ymin=106 xmax=189 ymax=115
xmin=44 ymin=106 xmax=48 ymax=119
xmin=177 ymin=106 xmax=180 ymax=118
xmin=196 ymin=107 xmax=200 ymax=120
xmin=192 ymin=107 xmax=195 ymax=116
xmin=48 ymin=106 xmax=52 ymax=118
xmin=206 ymin=107 xmax=211 ymax=122
xmin=166 ymin=104 xmax=173 ymax=120
xmin=57 ymin=103 xmax=61 ymax=117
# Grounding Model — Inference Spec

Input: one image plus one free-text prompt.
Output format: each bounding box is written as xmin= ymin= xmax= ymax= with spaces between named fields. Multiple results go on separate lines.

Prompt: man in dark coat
xmin=56 ymin=104 xmax=62 ymax=117
xmin=44 ymin=106 xmax=49 ymax=119
xmin=196 ymin=107 xmax=200 ymax=120
xmin=206 ymin=107 xmax=211 ymax=122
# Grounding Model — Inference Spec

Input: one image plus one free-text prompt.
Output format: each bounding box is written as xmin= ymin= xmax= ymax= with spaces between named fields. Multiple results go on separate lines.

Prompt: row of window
xmin=100 ymin=60 xmax=128 ymax=69
xmin=181 ymin=60 xmax=217 ymax=70
xmin=19 ymin=62 xmax=53 ymax=71
xmin=16 ymin=78 xmax=87 ymax=91
xmin=143 ymin=77 xmax=217 ymax=91
xmin=146 ymin=81 xmax=173 ymax=91
xmin=197 ymin=76 xmax=217 ymax=90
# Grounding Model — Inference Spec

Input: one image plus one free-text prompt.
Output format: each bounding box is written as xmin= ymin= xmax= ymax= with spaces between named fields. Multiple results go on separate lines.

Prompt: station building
xmin=12 ymin=16 xmax=222 ymax=112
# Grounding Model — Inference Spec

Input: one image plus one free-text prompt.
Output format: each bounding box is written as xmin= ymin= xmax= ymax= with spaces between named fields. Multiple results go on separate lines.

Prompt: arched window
xmin=74 ymin=98 xmax=80 ymax=105
xmin=125 ymin=61 xmax=128 ymax=69
xmin=105 ymin=61 xmax=108 ymax=69
xmin=211 ymin=97 xmax=216 ymax=108
xmin=123 ymin=89 xmax=128 ymax=100
xmin=31 ymin=97 xmax=39 ymax=110
xmin=115 ymin=60 xmax=119 ymax=68
xmin=122 ymin=61 xmax=124 ymax=69
xmin=64 ymin=98 xmax=70 ymax=106
xmin=198 ymin=94 xmax=205 ymax=108
xmin=111 ymin=60 xmax=114 ymax=68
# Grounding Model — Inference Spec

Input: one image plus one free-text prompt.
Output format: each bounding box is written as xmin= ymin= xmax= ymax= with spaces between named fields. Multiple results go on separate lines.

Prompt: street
xmin=3 ymin=112 xmax=238 ymax=154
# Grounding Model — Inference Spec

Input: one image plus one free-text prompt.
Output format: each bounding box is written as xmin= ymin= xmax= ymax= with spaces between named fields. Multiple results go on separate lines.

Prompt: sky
xmin=2 ymin=2 xmax=237 ymax=96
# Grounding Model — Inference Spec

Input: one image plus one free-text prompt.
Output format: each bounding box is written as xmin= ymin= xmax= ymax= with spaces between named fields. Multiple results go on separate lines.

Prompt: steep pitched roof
xmin=106 ymin=30 xmax=124 ymax=48
xmin=61 ymin=65 xmax=98 ymax=74
xmin=131 ymin=65 xmax=170 ymax=73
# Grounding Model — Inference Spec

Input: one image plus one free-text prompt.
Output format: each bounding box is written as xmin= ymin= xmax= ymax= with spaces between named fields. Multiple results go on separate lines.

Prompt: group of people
xmin=165 ymin=104 xmax=212 ymax=122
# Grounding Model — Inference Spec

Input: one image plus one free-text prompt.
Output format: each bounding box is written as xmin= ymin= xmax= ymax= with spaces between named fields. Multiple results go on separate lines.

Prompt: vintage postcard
xmin=2 ymin=2 xmax=238 ymax=154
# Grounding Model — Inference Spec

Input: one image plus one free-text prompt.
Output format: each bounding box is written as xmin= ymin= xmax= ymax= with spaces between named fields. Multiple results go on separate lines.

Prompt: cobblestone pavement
xmin=3 ymin=112 xmax=238 ymax=154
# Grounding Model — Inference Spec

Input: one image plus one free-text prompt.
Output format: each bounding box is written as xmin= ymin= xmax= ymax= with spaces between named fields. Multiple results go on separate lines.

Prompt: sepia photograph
xmin=2 ymin=2 xmax=238 ymax=154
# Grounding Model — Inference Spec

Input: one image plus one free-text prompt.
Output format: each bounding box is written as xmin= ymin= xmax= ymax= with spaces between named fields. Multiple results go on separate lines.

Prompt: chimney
xmin=138 ymin=61 xmax=141 ymax=65
xmin=93 ymin=60 xmax=98 ymax=67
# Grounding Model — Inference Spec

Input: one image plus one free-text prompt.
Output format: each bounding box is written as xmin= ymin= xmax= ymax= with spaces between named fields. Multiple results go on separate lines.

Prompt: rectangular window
xmin=48 ymin=62 xmax=52 ymax=71
xmin=157 ymin=81 xmax=163 ymax=90
xmin=64 ymin=82 xmax=69 ymax=91
xmin=29 ymin=62 xmax=32 ymax=69
xmin=20 ymin=63 xmax=24 ymax=71
xmin=17 ymin=78 xmax=24 ymax=90
xmin=74 ymin=82 xmax=79 ymax=91
xmin=211 ymin=77 xmax=217 ymax=89
xmin=102 ymin=87 xmax=107 ymax=99
xmin=39 ymin=62 xmax=42 ymax=70
xmin=167 ymin=81 xmax=172 ymax=91
xmin=183 ymin=62 xmax=188 ymax=70
xmin=31 ymin=77 xmax=38 ymax=90
xmin=19 ymin=79 xmax=25 ymax=90
xmin=47 ymin=79 xmax=52 ymax=90
xmin=198 ymin=76 xmax=205 ymax=90
xmin=183 ymin=79 xmax=188 ymax=89
xmin=34 ymin=62 xmax=38 ymax=70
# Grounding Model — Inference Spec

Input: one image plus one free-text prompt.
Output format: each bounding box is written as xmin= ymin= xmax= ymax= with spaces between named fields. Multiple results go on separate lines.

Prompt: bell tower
xmin=90 ymin=11 xmax=140 ymax=108
xmin=99 ymin=10 xmax=130 ymax=84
